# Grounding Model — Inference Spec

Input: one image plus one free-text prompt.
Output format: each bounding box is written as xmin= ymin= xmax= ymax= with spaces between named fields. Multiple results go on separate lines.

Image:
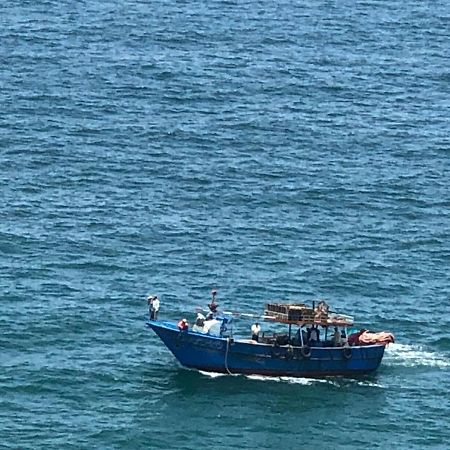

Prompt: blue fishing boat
xmin=146 ymin=295 xmax=394 ymax=378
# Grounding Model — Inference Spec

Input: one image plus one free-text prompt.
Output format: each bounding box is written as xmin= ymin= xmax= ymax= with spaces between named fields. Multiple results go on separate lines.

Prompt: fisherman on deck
xmin=195 ymin=313 xmax=205 ymax=328
xmin=147 ymin=295 xmax=154 ymax=319
xmin=148 ymin=295 xmax=160 ymax=320
xmin=193 ymin=313 xmax=206 ymax=332
xmin=251 ymin=322 xmax=261 ymax=342
xmin=308 ymin=325 xmax=320 ymax=346
xmin=177 ymin=318 xmax=189 ymax=331
xmin=206 ymin=289 xmax=219 ymax=320
xmin=151 ymin=296 xmax=160 ymax=320
xmin=341 ymin=329 xmax=347 ymax=346
xmin=332 ymin=327 xmax=342 ymax=346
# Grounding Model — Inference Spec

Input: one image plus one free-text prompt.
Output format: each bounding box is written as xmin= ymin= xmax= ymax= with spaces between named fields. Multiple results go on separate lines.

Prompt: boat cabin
xmin=258 ymin=301 xmax=354 ymax=348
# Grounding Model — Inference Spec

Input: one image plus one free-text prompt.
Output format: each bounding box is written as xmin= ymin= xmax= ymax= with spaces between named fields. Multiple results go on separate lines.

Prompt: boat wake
xmin=198 ymin=370 xmax=324 ymax=384
xmin=246 ymin=375 xmax=326 ymax=385
xmin=245 ymin=375 xmax=383 ymax=388
xmin=384 ymin=343 xmax=450 ymax=368
xmin=199 ymin=371 xmax=383 ymax=387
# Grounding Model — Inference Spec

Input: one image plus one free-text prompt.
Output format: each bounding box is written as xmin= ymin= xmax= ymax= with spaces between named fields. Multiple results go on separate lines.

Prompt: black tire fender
xmin=271 ymin=343 xmax=282 ymax=358
xmin=285 ymin=345 xmax=294 ymax=360
xmin=342 ymin=346 xmax=352 ymax=360
xmin=301 ymin=345 xmax=311 ymax=359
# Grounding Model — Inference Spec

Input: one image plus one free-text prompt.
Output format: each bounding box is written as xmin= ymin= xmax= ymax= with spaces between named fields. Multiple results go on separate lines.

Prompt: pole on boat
xmin=195 ymin=307 xmax=269 ymax=320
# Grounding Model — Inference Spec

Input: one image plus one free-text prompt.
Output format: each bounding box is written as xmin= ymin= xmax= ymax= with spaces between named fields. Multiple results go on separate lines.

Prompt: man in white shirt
xmin=149 ymin=295 xmax=160 ymax=320
xmin=147 ymin=295 xmax=154 ymax=319
xmin=251 ymin=322 xmax=261 ymax=342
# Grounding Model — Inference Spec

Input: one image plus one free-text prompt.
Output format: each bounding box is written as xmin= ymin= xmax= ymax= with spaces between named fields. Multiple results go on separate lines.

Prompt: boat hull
xmin=147 ymin=321 xmax=386 ymax=378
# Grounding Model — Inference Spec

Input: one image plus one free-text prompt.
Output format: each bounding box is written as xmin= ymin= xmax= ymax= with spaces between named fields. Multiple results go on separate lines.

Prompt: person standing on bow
xmin=147 ymin=295 xmax=154 ymax=319
xmin=148 ymin=295 xmax=160 ymax=320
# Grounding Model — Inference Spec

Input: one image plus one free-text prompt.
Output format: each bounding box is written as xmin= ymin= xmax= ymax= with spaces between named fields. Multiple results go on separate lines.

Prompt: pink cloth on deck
xmin=358 ymin=331 xmax=395 ymax=345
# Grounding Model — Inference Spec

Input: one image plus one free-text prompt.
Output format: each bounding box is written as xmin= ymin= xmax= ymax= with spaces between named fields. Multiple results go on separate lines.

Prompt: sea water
xmin=1 ymin=1 xmax=449 ymax=449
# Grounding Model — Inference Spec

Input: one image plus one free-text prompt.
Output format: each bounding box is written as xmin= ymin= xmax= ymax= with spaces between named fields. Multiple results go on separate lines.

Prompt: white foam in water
xmin=385 ymin=343 xmax=450 ymax=368
xmin=245 ymin=375 xmax=334 ymax=385
xmin=242 ymin=375 xmax=387 ymax=390
xmin=279 ymin=376 xmax=331 ymax=385
xmin=199 ymin=371 xmax=229 ymax=378
xmin=200 ymin=372 xmax=384 ymax=386
xmin=355 ymin=380 xmax=384 ymax=388
xmin=199 ymin=371 xmax=330 ymax=383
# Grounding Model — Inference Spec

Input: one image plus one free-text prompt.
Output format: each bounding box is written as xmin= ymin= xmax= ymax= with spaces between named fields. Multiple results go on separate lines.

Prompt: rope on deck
xmin=224 ymin=337 xmax=233 ymax=375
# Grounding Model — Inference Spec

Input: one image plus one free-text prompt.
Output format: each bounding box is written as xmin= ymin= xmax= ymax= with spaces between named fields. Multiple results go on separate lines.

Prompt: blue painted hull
xmin=147 ymin=321 xmax=386 ymax=377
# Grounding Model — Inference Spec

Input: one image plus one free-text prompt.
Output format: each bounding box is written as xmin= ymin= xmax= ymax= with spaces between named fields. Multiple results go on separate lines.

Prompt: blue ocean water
xmin=1 ymin=0 xmax=449 ymax=448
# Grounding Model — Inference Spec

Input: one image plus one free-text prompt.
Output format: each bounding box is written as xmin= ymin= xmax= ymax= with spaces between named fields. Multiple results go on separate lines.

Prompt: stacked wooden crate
xmin=265 ymin=303 xmax=316 ymax=322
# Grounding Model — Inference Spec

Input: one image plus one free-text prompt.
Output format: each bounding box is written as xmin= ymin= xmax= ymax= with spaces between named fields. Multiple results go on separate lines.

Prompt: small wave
xmin=384 ymin=343 xmax=450 ymax=368
xmin=434 ymin=337 xmax=450 ymax=350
